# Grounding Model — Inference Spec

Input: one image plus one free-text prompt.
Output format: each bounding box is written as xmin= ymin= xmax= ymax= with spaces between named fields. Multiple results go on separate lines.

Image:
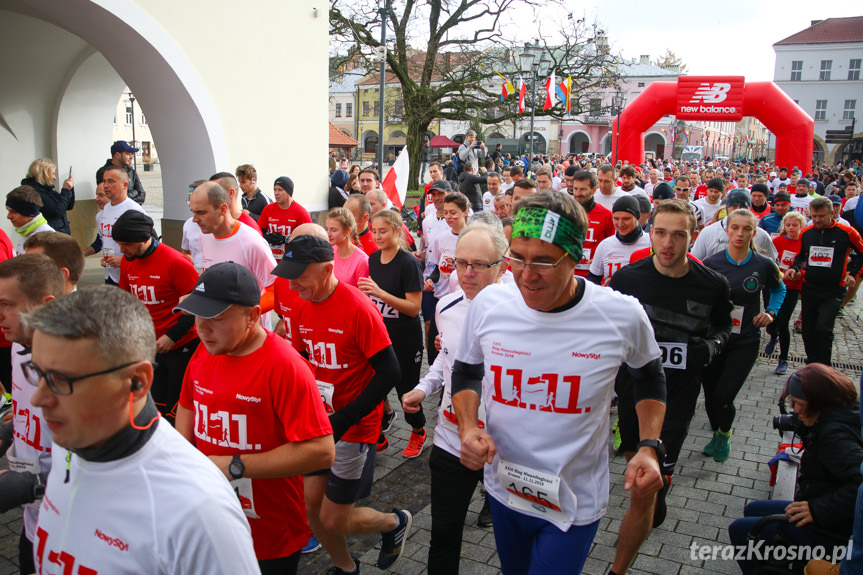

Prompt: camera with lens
xmin=773 ymin=413 xmax=803 ymax=433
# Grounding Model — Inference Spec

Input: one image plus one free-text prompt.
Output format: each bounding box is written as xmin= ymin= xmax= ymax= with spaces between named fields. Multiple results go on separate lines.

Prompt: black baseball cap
xmin=429 ymin=180 xmax=451 ymax=193
xmin=173 ymin=262 xmax=260 ymax=318
xmin=652 ymin=182 xmax=675 ymax=200
xmin=271 ymin=235 xmax=334 ymax=280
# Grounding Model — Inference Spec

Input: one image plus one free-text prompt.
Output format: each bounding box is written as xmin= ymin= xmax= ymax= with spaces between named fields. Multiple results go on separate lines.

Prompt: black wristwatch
xmin=229 ymin=455 xmax=245 ymax=480
xmin=635 ymin=439 xmax=667 ymax=464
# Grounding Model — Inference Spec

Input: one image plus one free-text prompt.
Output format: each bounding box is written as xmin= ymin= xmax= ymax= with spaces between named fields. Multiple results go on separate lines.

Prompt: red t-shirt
xmin=273 ymin=277 xmax=302 ymax=344
xmin=694 ymin=184 xmax=707 ymax=200
xmin=179 ymin=332 xmax=331 ymax=559
xmin=0 ymin=229 xmax=13 ymax=349
xmin=773 ymin=235 xmax=804 ymax=291
xmin=257 ymin=201 xmax=312 ymax=240
xmin=575 ymin=202 xmax=615 ymax=277
xmin=292 ymin=282 xmax=391 ymax=443
xmin=238 ymin=212 xmax=264 ymax=236
xmin=358 ymin=227 xmax=378 ymax=255
xmin=119 ymin=242 xmax=199 ymax=348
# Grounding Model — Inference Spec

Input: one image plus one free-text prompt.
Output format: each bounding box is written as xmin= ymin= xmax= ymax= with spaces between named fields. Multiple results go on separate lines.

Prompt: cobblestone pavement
xmin=12 ymin=168 xmax=863 ymax=575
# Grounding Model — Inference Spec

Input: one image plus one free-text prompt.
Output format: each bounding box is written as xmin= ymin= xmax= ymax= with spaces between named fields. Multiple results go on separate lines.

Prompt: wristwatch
xmin=228 ymin=455 xmax=245 ymax=480
xmin=635 ymin=439 xmax=667 ymax=464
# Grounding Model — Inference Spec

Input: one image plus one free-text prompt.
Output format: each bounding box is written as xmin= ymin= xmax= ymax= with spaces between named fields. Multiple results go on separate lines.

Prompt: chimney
xmin=595 ymin=35 xmax=609 ymax=55
xmin=810 ymin=19 xmax=823 ymax=26
xmin=640 ymin=55 xmax=650 ymax=65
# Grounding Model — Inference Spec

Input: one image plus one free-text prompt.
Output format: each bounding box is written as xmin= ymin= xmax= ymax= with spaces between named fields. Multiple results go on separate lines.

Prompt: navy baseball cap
xmin=173 ymin=262 xmax=260 ymax=318
xmin=111 ymin=140 xmax=139 ymax=154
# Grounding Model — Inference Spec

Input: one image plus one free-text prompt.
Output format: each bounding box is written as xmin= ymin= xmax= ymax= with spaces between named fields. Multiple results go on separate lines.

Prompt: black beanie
xmin=652 ymin=182 xmax=675 ymax=200
xmin=274 ymin=176 xmax=294 ymax=196
xmin=112 ymin=211 xmax=155 ymax=242
xmin=707 ymin=177 xmax=725 ymax=192
xmin=612 ymin=195 xmax=641 ymax=219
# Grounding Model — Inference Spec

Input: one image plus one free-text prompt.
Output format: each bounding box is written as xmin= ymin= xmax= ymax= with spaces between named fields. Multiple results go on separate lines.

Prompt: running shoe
xmin=702 ymin=432 xmax=719 ymax=456
xmin=794 ymin=320 xmax=803 ymax=334
xmin=377 ymin=434 xmax=388 ymax=452
xmin=381 ymin=410 xmax=397 ymax=434
xmin=838 ymin=307 xmax=845 ymax=317
xmin=713 ymin=429 xmax=732 ymax=463
xmin=477 ymin=492 xmax=493 ymax=528
xmin=402 ymin=429 xmax=427 ymax=458
xmin=325 ymin=557 xmax=360 ymax=574
xmin=302 ymin=535 xmax=322 ymax=553
xmin=612 ymin=419 xmax=622 ymax=453
xmin=763 ymin=336 xmax=778 ymax=356
xmin=378 ymin=508 xmax=412 ymax=570
xmin=653 ymin=475 xmax=672 ymax=528
xmin=775 ymin=360 xmax=789 ymax=375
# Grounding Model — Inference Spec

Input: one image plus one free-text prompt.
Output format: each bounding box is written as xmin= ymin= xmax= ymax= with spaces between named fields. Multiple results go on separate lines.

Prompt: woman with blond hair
xmin=326 ymin=207 xmax=368 ymax=287
xmin=21 ymin=158 xmax=75 ymax=234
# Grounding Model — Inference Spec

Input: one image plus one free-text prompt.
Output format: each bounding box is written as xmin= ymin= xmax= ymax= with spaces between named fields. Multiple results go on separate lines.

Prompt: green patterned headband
xmin=512 ymin=206 xmax=585 ymax=262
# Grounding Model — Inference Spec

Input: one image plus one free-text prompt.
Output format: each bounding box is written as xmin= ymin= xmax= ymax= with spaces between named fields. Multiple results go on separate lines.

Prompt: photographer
xmin=727 ymin=364 xmax=863 ymax=574
xmin=457 ymin=130 xmax=486 ymax=174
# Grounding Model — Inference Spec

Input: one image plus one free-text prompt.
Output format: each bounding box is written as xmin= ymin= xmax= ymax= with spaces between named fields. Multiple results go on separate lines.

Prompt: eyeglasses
xmin=676 ymin=187 xmax=691 ymax=192
xmin=504 ymin=252 xmax=569 ymax=275
xmin=22 ymin=360 xmax=141 ymax=396
xmin=453 ymin=258 xmax=502 ymax=272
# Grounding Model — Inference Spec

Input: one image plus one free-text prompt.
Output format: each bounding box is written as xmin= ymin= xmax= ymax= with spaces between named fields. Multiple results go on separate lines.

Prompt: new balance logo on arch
xmin=690 ymin=83 xmax=731 ymax=104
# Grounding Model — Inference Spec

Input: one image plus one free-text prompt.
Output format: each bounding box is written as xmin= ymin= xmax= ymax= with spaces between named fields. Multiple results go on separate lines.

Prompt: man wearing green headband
xmin=451 ymin=191 xmax=667 ymax=575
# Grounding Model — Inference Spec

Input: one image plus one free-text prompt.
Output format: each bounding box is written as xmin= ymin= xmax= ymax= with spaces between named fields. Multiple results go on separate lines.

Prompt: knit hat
xmin=274 ymin=176 xmax=294 ymax=196
xmin=612 ymin=195 xmax=641 ymax=219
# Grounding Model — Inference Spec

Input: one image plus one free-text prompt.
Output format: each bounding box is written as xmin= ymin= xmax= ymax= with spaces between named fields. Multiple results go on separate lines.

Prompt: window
xmin=335 ymin=103 xmax=342 ymax=117
xmin=844 ymin=100 xmax=856 ymax=120
xmin=140 ymin=114 xmax=147 ymax=126
xmin=815 ymin=99 xmax=827 ymax=121
xmin=394 ymin=99 xmax=403 ymax=117
xmin=637 ymin=82 xmax=645 ymax=88
xmin=373 ymin=101 xmax=380 ymax=117
xmin=346 ymin=103 xmax=353 ymax=117
xmin=819 ymin=60 xmax=832 ymax=81
xmin=589 ymin=98 xmax=601 ymax=114
xmin=850 ymin=59 xmax=861 ymax=81
xmin=791 ymin=60 xmax=803 ymax=81
xmin=363 ymin=101 xmax=369 ymax=116
xmin=125 ymin=105 xmax=133 ymax=125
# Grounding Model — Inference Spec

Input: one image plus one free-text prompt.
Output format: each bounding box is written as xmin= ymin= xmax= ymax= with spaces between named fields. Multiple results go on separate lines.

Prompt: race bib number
xmin=439 ymin=252 xmax=455 ymax=275
xmin=731 ymin=305 xmax=744 ymax=335
xmin=779 ymin=249 xmax=797 ymax=270
xmin=230 ymin=477 xmax=260 ymax=519
xmin=317 ymin=381 xmax=335 ymax=414
xmin=497 ymin=459 xmax=568 ymax=524
xmin=576 ymin=248 xmax=592 ymax=271
xmin=270 ymin=244 xmax=285 ymax=261
xmin=657 ymin=342 xmax=687 ymax=370
xmin=808 ymin=246 xmax=834 ymax=268
xmin=369 ymin=295 xmax=399 ymax=319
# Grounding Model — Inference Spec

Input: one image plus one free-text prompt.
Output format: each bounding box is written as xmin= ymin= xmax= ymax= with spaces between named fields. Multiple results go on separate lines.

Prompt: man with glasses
xmin=0 ymin=254 xmax=65 ymax=573
xmin=674 ymin=176 xmax=704 ymax=230
xmin=451 ymin=191 xmax=666 ymax=575
xmin=24 ymin=285 xmax=261 ymax=574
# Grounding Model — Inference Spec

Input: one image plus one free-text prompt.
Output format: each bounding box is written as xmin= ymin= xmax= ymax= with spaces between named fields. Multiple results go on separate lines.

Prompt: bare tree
xmin=330 ymin=0 xmax=621 ymax=189
xmin=653 ymin=49 xmax=688 ymax=74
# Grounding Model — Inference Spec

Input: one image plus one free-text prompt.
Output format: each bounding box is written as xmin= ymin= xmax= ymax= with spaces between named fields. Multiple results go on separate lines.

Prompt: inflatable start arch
xmin=612 ymin=76 xmax=814 ymax=173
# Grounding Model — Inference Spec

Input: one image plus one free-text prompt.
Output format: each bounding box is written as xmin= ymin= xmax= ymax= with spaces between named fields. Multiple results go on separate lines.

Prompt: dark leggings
xmin=388 ymin=322 xmax=426 ymax=430
xmin=258 ymin=551 xmax=300 ymax=575
xmin=766 ymin=288 xmax=800 ymax=361
xmin=701 ymin=337 xmax=761 ymax=433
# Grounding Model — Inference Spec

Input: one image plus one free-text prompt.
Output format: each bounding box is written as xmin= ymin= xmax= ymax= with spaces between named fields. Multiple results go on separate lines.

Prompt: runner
xmin=402 ymin=221 xmax=506 ymax=574
xmin=175 ymin=263 xmax=334 ymax=575
xmin=358 ymin=210 xmax=426 ymax=458
xmin=451 ymin=191 xmax=666 ymax=574
xmin=26 ymin=286 xmax=261 ymax=574
xmin=94 ymin=166 xmax=147 ymax=285
xmin=567 ymin=169 xmax=615 ymax=278
xmin=764 ymin=211 xmax=807 ymax=374
xmin=424 ymin=193 xmax=469 ymax=300
xmin=702 ymin=209 xmax=785 ymax=462
xmin=326 ymin=207 xmax=369 ymax=287
xmin=608 ymin=200 xmax=733 ymax=572
xmin=691 ymin=189 xmax=778 ymax=260
xmin=0 ymin=255 xmax=64 ymax=574
xmin=273 ymin=234 xmax=412 ymax=574
xmin=758 ymin=191 xmax=793 ymax=237
xmin=257 ymin=176 xmax=312 ymax=261
xmin=588 ymin=195 xmax=650 ymax=285
xmin=418 ymin=180 xmax=451 ymax=365
xmin=785 ymin=196 xmax=863 ymax=366
xmin=344 ymin=194 xmax=378 ymax=255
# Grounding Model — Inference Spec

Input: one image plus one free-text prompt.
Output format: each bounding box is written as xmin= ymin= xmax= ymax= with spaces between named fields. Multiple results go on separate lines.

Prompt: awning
xmin=428 ymin=135 xmax=460 ymax=148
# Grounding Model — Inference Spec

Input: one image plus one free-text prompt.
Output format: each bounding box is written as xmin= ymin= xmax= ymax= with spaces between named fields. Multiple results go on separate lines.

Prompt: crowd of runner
xmin=0 ymin=137 xmax=861 ymax=574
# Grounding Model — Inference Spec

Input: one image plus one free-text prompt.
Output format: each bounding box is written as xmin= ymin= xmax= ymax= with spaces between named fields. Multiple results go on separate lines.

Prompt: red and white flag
xmin=543 ymin=70 xmax=556 ymax=111
xmin=382 ymin=146 xmax=410 ymax=209
xmin=518 ymin=76 xmax=526 ymax=114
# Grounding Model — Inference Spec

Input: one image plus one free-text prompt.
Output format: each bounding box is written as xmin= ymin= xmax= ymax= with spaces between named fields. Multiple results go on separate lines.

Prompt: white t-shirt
xmin=421 ymin=214 xmax=449 ymax=278
xmin=791 ymin=194 xmax=813 ymax=215
xmin=845 ymin=196 xmax=860 ymax=212
xmin=618 ymin=186 xmax=649 ymax=200
xmin=589 ymin=233 xmax=650 ymax=283
xmin=482 ymin=191 xmax=496 ymax=212
xmin=10 ymin=344 xmax=52 ymax=543
xmin=552 ymin=176 xmax=562 ymax=192
xmin=98 ymin=198 xmax=148 ymax=283
xmin=690 ymin=216 xmax=779 ymax=261
xmin=771 ymin=177 xmax=791 ymax=192
xmin=181 ymin=217 xmax=204 ymax=272
xmin=14 ymin=222 xmax=55 ymax=255
xmin=501 ymin=181 xmax=515 ymax=193
xmin=426 ymin=229 xmax=459 ymax=298
xmin=694 ymin=198 xmax=722 ymax=224
xmin=594 ymin=189 xmax=627 ymax=211
xmin=200 ymin=222 xmax=277 ymax=291
xmin=454 ymin=281 xmax=659 ymax=530
xmin=415 ymin=290 xmax=486 ymax=457
xmin=35 ymin=422 xmax=260 ymax=574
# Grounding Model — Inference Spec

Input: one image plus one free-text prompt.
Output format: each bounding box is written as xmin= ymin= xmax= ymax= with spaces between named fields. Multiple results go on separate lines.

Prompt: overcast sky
xmin=503 ymin=2 xmax=861 ymax=81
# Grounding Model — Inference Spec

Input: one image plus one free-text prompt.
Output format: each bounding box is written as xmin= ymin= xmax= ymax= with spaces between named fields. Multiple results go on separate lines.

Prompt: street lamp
xmin=376 ymin=0 xmax=390 ymax=173
xmin=612 ymin=88 xmax=626 ymax=164
xmin=519 ymin=42 xmax=550 ymax=166
xmin=128 ymin=93 xmax=137 ymax=171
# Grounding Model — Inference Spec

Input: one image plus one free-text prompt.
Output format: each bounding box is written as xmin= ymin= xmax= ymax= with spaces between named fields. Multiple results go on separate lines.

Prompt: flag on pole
xmin=518 ymin=76 xmax=526 ymax=114
xmin=565 ymin=76 xmax=572 ymax=114
xmin=543 ymin=70 xmax=556 ymax=111
xmin=555 ymin=82 xmax=567 ymax=109
xmin=381 ymin=146 xmax=409 ymax=210
xmin=496 ymin=71 xmax=515 ymax=101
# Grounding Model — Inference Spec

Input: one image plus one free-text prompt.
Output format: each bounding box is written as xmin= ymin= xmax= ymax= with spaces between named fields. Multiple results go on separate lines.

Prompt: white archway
xmin=644 ymin=132 xmax=667 ymax=158
xmin=568 ymin=131 xmax=591 ymax=155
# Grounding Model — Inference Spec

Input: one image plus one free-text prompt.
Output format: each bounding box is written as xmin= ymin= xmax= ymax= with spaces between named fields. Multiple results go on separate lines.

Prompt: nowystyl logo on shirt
xmin=192 ymin=400 xmax=261 ymax=450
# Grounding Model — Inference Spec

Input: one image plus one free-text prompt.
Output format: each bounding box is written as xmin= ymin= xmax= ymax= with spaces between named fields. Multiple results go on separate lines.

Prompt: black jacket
xmin=20 ymin=177 xmax=74 ymax=234
xmin=96 ymin=160 xmax=146 ymax=205
xmin=458 ymin=171 xmax=487 ymax=212
xmin=796 ymin=405 xmax=863 ymax=536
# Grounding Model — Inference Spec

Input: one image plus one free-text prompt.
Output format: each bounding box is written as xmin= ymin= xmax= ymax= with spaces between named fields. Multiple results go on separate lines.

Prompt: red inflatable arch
xmin=612 ymin=76 xmax=814 ymax=173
